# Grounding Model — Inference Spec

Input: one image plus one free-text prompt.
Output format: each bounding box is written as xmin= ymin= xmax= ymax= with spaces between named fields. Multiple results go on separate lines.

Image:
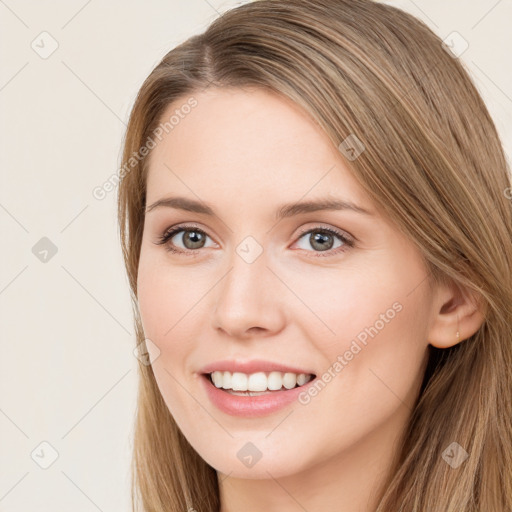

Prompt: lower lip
xmin=200 ymin=374 xmax=317 ymax=417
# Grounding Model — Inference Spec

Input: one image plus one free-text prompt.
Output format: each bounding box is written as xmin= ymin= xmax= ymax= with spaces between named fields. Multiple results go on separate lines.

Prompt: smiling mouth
xmin=203 ymin=371 xmax=317 ymax=396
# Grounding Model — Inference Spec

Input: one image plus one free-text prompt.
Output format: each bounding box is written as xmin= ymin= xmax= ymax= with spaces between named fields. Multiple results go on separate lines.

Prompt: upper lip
xmin=199 ymin=359 xmax=316 ymax=376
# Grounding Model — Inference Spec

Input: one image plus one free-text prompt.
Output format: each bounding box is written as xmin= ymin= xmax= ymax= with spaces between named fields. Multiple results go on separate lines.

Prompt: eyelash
xmin=155 ymin=223 xmax=355 ymax=258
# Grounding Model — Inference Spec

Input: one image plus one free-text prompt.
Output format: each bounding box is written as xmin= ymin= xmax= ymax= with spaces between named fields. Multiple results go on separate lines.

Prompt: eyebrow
xmin=145 ymin=196 xmax=374 ymax=219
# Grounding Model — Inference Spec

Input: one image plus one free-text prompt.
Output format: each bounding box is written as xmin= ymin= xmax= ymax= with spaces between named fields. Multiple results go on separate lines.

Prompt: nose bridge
xmin=212 ymin=238 xmax=284 ymax=337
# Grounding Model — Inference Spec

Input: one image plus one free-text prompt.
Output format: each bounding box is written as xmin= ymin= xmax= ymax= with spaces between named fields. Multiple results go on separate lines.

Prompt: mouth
xmin=202 ymin=370 xmax=317 ymax=396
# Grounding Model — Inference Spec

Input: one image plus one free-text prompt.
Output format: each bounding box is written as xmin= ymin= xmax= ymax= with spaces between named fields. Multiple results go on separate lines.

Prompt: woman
xmin=117 ymin=0 xmax=512 ymax=510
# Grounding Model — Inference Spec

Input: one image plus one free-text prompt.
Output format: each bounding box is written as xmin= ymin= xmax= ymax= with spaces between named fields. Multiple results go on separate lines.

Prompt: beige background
xmin=0 ymin=0 xmax=510 ymax=510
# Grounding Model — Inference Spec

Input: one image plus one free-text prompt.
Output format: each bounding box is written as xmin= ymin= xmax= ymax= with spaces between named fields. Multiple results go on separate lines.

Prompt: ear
xmin=427 ymin=279 xmax=486 ymax=349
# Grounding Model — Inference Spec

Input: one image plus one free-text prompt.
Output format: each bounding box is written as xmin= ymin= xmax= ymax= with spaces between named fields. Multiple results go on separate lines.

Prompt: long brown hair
xmin=117 ymin=1 xmax=512 ymax=510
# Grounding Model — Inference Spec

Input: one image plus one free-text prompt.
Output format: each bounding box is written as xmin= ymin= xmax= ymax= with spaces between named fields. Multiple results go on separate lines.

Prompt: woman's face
xmin=137 ymin=87 xmax=435 ymax=480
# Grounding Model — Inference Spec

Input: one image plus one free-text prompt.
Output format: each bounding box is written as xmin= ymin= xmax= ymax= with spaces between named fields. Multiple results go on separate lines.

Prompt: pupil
xmin=185 ymin=230 xmax=204 ymax=248
xmin=311 ymin=232 xmax=333 ymax=251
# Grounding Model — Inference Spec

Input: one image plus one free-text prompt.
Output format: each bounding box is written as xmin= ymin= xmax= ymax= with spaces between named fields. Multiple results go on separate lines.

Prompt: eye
xmin=154 ymin=224 xmax=216 ymax=255
xmin=293 ymin=226 xmax=354 ymax=257
xmin=154 ymin=223 xmax=355 ymax=258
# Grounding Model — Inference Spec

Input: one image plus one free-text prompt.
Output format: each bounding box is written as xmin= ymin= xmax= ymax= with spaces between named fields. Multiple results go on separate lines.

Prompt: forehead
xmin=145 ymin=87 xmax=371 ymax=212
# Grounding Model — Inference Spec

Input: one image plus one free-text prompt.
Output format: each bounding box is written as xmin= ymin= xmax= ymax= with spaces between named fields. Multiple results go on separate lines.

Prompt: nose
xmin=212 ymin=249 xmax=286 ymax=339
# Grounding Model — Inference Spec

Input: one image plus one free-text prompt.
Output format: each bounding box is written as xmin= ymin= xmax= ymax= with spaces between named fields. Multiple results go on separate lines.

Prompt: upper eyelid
xmin=296 ymin=224 xmax=353 ymax=240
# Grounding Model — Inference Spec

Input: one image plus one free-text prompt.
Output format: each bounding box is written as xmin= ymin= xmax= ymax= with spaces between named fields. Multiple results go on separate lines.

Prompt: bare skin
xmin=136 ymin=87 xmax=485 ymax=512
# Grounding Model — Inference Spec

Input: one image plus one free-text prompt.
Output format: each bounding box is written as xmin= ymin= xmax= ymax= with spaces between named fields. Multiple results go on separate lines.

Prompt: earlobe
xmin=427 ymin=281 xmax=486 ymax=349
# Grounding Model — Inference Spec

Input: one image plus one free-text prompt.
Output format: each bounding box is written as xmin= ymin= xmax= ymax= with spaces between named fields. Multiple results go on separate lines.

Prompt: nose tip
xmin=211 ymin=259 xmax=285 ymax=339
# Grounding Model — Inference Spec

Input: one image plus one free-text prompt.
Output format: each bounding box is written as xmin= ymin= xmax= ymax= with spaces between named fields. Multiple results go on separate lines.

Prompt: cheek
xmin=137 ymin=255 xmax=203 ymax=340
xmin=290 ymin=258 xmax=430 ymax=394
xmin=280 ymin=260 xmax=404 ymax=343
xmin=136 ymin=257 xmax=212 ymax=387
xmin=136 ymin=261 xmax=202 ymax=420
xmin=292 ymin=287 xmax=429 ymax=456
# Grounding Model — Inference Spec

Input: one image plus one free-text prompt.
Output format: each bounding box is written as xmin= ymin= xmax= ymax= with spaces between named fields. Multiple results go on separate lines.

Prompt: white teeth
xmin=267 ymin=372 xmax=284 ymax=390
xmin=212 ymin=371 xmax=223 ymax=388
xmin=221 ymin=371 xmax=232 ymax=390
xmin=232 ymin=372 xmax=247 ymax=391
xmin=296 ymin=373 xmax=308 ymax=386
xmin=282 ymin=373 xmax=296 ymax=389
xmin=209 ymin=370 xmax=314 ymax=391
xmin=248 ymin=372 xmax=267 ymax=391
